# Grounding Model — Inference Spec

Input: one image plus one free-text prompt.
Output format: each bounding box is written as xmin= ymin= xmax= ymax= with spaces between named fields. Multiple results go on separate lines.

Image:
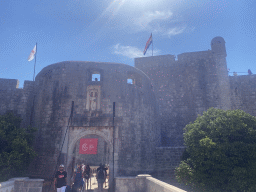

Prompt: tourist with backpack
xmin=96 ymin=163 xmax=107 ymax=192
xmin=72 ymin=165 xmax=84 ymax=192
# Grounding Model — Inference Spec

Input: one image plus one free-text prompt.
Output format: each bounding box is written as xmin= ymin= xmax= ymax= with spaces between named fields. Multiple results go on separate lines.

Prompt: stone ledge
xmin=0 ymin=177 xmax=44 ymax=192
xmin=115 ymin=174 xmax=186 ymax=192
xmin=0 ymin=180 xmax=15 ymax=189
xmin=115 ymin=176 xmax=137 ymax=180
xmin=146 ymin=177 xmax=186 ymax=192
xmin=155 ymin=147 xmax=186 ymax=149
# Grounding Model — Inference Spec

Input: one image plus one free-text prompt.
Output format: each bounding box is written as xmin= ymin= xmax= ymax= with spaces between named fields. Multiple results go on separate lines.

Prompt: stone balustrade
xmin=115 ymin=174 xmax=186 ymax=192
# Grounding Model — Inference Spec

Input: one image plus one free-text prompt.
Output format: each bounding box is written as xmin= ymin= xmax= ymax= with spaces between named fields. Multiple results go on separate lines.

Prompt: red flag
xmin=79 ymin=138 xmax=98 ymax=154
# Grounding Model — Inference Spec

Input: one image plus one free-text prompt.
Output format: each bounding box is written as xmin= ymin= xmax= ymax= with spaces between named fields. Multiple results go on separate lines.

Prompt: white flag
xmin=28 ymin=45 xmax=37 ymax=61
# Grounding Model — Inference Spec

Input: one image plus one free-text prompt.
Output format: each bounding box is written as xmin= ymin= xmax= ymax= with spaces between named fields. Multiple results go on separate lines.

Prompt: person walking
xmin=73 ymin=165 xmax=84 ymax=192
xmin=83 ymin=164 xmax=91 ymax=190
xmin=96 ymin=164 xmax=107 ymax=192
xmin=54 ymin=164 xmax=67 ymax=192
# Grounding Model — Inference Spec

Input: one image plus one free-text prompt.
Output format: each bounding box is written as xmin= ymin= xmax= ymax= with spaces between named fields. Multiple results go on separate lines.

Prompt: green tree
xmin=175 ymin=108 xmax=256 ymax=192
xmin=0 ymin=112 xmax=37 ymax=181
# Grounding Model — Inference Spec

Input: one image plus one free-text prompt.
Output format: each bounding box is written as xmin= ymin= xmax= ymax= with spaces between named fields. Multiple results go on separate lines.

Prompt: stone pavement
xmin=81 ymin=174 xmax=109 ymax=192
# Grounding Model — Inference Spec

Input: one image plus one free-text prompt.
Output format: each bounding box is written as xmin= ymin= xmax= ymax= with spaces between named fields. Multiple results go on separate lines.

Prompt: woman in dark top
xmin=83 ymin=164 xmax=91 ymax=190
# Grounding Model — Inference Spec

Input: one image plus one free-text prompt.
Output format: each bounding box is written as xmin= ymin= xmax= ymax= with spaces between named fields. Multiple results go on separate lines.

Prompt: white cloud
xmin=113 ymin=43 xmax=161 ymax=58
xmin=166 ymin=26 xmax=186 ymax=37
xmin=132 ymin=10 xmax=188 ymax=37
xmin=113 ymin=44 xmax=143 ymax=58
xmin=103 ymin=7 xmax=189 ymax=38
xmin=136 ymin=11 xmax=173 ymax=29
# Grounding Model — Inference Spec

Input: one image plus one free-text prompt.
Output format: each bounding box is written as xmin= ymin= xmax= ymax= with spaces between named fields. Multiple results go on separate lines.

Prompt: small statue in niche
xmin=90 ymin=91 xmax=98 ymax=110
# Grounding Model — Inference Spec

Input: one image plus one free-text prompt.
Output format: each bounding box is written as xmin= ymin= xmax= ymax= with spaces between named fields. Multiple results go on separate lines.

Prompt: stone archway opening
xmin=72 ymin=134 xmax=110 ymax=167
xmin=71 ymin=134 xmax=110 ymax=190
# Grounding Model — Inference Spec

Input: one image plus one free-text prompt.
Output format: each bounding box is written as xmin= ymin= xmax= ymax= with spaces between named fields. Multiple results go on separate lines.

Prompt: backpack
xmin=97 ymin=168 xmax=105 ymax=179
xmin=75 ymin=172 xmax=82 ymax=183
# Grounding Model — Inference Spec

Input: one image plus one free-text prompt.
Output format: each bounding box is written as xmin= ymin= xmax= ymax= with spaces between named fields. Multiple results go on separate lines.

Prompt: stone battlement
xmin=0 ymin=78 xmax=19 ymax=90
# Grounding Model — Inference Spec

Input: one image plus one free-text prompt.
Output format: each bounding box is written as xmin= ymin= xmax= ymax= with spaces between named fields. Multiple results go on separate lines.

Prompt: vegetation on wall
xmin=175 ymin=108 xmax=256 ymax=192
xmin=0 ymin=112 xmax=37 ymax=181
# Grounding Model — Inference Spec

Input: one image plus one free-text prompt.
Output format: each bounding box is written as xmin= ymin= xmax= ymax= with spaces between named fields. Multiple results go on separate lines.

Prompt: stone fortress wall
xmin=0 ymin=36 xmax=255 ymax=182
xmin=0 ymin=79 xmax=35 ymax=128
xmin=229 ymin=75 xmax=256 ymax=116
xmin=10 ymin=61 xmax=159 ymax=182
xmin=135 ymin=36 xmax=230 ymax=147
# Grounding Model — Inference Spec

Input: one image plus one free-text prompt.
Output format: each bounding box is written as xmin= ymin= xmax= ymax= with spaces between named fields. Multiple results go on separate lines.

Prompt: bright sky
xmin=1 ymin=0 xmax=255 ymax=88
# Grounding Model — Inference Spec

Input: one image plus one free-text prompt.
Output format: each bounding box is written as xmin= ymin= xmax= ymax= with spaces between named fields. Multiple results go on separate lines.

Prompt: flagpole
xmin=112 ymin=102 xmax=115 ymax=192
xmin=33 ymin=43 xmax=37 ymax=81
xmin=152 ymin=33 xmax=153 ymax=56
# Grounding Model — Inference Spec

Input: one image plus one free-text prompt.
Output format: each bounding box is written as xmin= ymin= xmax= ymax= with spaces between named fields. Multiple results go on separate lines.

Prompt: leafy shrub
xmin=175 ymin=161 xmax=194 ymax=186
xmin=0 ymin=112 xmax=37 ymax=181
xmin=175 ymin=108 xmax=256 ymax=192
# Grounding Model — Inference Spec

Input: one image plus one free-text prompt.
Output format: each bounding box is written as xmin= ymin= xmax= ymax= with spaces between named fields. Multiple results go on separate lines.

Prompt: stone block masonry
xmin=0 ymin=78 xmax=19 ymax=90
xmin=135 ymin=51 xmax=227 ymax=146
xmin=135 ymin=37 xmax=231 ymax=147
xmin=230 ymin=74 xmax=256 ymax=116
xmin=0 ymin=78 xmax=35 ymax=128
xmin=154 ymin=147 xmax=186 ymax=181
xmin=27 ymin=61 xmax=159 ymax=182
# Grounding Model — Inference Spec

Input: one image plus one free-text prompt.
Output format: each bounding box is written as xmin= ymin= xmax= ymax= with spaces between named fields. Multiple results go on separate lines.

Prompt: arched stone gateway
xmin=21 ymin=61 xmax=159 ymax=188
xmin=66 ymin=126 xmax=114 ymax=190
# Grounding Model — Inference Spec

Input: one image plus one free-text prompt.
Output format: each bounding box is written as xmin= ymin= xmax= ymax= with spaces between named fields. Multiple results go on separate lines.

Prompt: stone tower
xmin=27 ymin=61 xmax=159 ymax=186
xmin=211 ymin=36 xmax=227 ymax=57
xmin=211 ymin=36 xmax=231 ymax=110
xmin=135 ymin=36 xmax=232 ymax=147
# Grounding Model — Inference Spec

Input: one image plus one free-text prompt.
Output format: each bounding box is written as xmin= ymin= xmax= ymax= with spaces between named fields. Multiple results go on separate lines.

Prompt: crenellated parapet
xmin=0 ymin=78 xmax=35 ymax=128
